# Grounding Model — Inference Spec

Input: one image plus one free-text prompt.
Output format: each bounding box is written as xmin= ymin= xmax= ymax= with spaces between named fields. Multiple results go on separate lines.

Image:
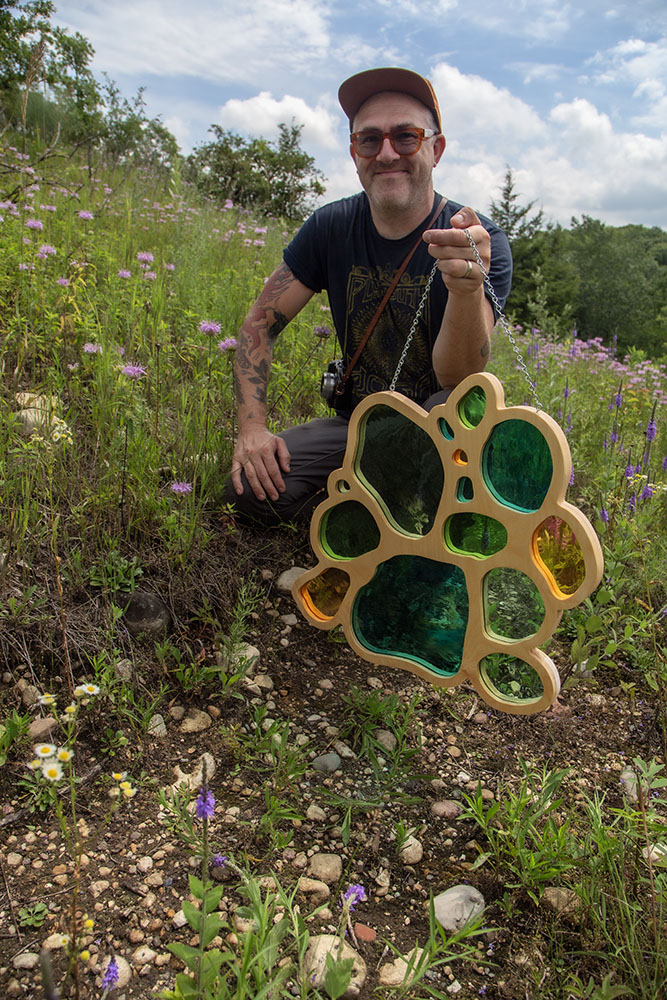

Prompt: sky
xmin=52 ymin=0 xmax=667 ymax=229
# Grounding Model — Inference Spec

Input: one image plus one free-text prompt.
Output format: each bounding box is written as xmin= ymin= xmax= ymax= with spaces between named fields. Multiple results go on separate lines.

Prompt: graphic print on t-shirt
xmin=343 ymin=264 xmax=440 ymax=406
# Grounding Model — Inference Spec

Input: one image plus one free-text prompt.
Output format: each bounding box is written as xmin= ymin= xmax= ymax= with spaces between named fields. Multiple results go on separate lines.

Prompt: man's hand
xmin=423 ymin=206 xmax=491 ymax=294
xmin=231 ymin=425 xmax=291 ymax=502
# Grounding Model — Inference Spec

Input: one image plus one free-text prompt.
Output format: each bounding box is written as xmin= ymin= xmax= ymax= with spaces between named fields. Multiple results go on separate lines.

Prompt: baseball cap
xmin=338 ymin=67 xmax=442 ymax=132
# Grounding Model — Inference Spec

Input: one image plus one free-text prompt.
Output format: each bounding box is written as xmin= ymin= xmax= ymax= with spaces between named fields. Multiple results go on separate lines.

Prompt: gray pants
xmin=222 ymin=389 xmax=452 ymax=526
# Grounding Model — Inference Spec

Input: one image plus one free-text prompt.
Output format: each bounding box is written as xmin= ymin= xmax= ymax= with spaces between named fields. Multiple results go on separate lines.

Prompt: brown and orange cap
xmin=338 ymin=67 xmax=442 ymax=132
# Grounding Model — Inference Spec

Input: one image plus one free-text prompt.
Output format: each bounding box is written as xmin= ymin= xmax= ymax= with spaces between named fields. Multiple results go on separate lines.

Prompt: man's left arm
xmin=424 ymin=206 xmax=506 ymax=390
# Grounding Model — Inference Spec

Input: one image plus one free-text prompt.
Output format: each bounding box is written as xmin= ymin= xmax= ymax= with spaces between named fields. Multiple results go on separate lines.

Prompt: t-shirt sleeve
xmin=282 ymin=210 xmax=327 ymax=293
xmin=486 ymin=224 xmax=513 ymax=319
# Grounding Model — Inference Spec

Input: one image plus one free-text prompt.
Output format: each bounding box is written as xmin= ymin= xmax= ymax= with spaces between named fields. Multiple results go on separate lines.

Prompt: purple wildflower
xmin=563 ymin=379 xmax=570 ymax=399
xmin=78 ymin=210 xmax=94 ymax=220
xmin=614 ymin=380 xmax=623 ymax=409
xmin=136 ymin=251 xmax=154 ymax=263
xmin=25 ymin=218 xmax=43 ymax=230
xmin=143 ymin=271 xmax=157 ymax=280
xmin=170 ymin=481 xmax=192 ymax=494
xmin=195 ymin=786 xmax=215 ymax=821
xmin=663 ymin=456 xmax=667 ymax=471
xmin=56 ymin=277 xmax=70 ymax=287
xmin=343 ymin=884 xmax=366 ymax=911
xmin=121 ymin=364 xmax=146 ymax=379
xmin=117 ymin=269 xmax=132 ymax=279
xmin=213 ymin=854 xmax=228 ymax=868
xmin=218 ymin=338 xmax=237 ymax=351
xmin=102 ymin=956 xmax=119 ymax=990
xmin=569 ymin=467 xmax=574 ymax=486
xmin=314 ymin=325 xmax=331 ymax=338
xmin=224 ymin=199 xmax=233 ymax=209
xmin=83 ymin=343 xmax=102 ymax=354
xmin=200 ymin=320 xmax=221 ymax=335
xmin=600 ymin=508 xmax=610 ymax=523
xmin=165 ymin=262 xmax=175 ymax=270
xmin=646 ymin=419 xmax=657 ymax=443
xmin=629 ymin=494 xmax=637 ymax=513
xmin=39 ymin=244 xmax=57 ymax=256
xmin=640 ymin=484 xmax=654 ymax=501
xmin=624 ymin=461 xmax=634 ymax=479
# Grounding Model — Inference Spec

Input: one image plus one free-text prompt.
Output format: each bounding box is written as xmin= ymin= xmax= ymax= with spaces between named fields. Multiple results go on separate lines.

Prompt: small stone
xmin=115 ymin=658 xmax=134 ymax=681
xmin=21 ymin=683 xmax=40 ymax=707
xmin=306 ymin=804 xmax=327 ymax=822
xmin=434 ymin=885 xmax=485 ymax=933
xmin=375 ymin=729 xmax=397 ymax=752
xmin=169 ymin=705 xmax=186 ymax=720
xmin=132 ymin=946 xmax=157 ymax=965
xmin=431 ymin=800 xmax=462 ymax=820
xmin=13 ymin=952 xmax=40 ymax=970
xmin=254 ymin=674 xmax=274 ymax=691
xmin=473 ymin=712 xmax=489 ymax=724
xmin=129 ymin=928 xmax=145 ymax=943
xmin=6 ymin=852 xmax=22 ymax=866
xmin=541 ymin=886 xmax=583 ymax=925
xmin=179 ymin=709 xmax=212 ymax=734
xmin=447 ymin=746 xmax=462 ymax=758
xmin=7 ymin=978 xmax=22 ymax=995
xmin=334 ymin=740 xmax=356 ymax=759
xmin=399 ymin=835 xmax=423 ymax=865
xmin=90 ymin=879 xmax=110 ymax=897
xmin=122 ymin=590 xmax=170 ymax=637
xmin=620 ymin=767 xmax=639 ymax=803
xmin=312 ymin=752 xmax=341 ymax=774
xmin=147 ymin=713 xmax=167 ymax=738
xmin=102 ymin=954 xmax=131 ymax=987
xmin=302 ymin=934 xmax=367 ymax=997
xmin=378 ymin=948 xmax=424 ymax=987
xmin=137 ymin=856 xmax=154 ymax=873
xmin=276 ymin=567 xmax=308 ymax=592
xmin=42 ymin=932 xmax=69 ymax=950
xmin=307 ymin=853 xmax=342 ymax=884
xmin=280 ymin=613 xmax=298 ymax=626
xmin=28 ymin=716 xmax=59 ymax=740
xmin=354 ymin=922 xmax=377 ymax=942
xmin=297 ymin=877 xmax=330 ymax=904
xmin=173 ymin=909 xmax=188 ymax=928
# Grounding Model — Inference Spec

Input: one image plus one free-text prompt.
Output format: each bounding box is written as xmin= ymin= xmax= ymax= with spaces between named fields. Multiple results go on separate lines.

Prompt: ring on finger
xmin=463 ymin=260 xmax=474 ymax=279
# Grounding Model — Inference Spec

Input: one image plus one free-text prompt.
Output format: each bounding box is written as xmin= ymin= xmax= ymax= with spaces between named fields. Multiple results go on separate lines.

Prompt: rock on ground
xmin=434 ymin=884 xmax=485 ymax=933
xmin=302 ymin=934 xmax=367 ymax=998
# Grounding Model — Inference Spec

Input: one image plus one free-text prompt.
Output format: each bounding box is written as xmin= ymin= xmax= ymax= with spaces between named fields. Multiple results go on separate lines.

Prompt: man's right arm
xmin=231 ymin=262 xmax=315 ymax=501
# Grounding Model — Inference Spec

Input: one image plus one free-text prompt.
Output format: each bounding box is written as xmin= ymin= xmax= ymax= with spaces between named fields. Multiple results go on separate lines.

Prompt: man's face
xmin=350 ymin=91 xmax=446 ymax=216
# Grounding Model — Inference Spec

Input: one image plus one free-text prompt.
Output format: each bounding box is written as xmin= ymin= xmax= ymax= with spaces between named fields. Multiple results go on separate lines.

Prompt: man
xmin=224 ymin=67 xmax=512 ymax=524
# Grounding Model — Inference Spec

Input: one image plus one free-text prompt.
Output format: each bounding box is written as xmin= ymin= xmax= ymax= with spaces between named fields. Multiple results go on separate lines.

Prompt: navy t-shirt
xmin=283 ymin=192 xmax=512 ymax=410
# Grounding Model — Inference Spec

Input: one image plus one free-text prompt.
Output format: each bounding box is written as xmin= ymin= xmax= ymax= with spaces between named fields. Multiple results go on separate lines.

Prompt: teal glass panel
xmin=439 ymin=417 xmax=454 ymax=440
xmin=356 ymin=405 xmax=444 ymax=536
xmin=445 ymin=512 xmax=507 ymax=559
xmin=458 ymin=386 xmax=486 ymax=428
xmin=457 ymin=477 xmax=474 ymax=502
xmin=480 ymin=653 xmax=545 ymax=702
xmin=321 ymin=501 xmax=381 ymax=560
xmin=484 ymin=567 xmax=545 ymax=640
xmin=482 ymin=419 xmax=552 ymax=511
xmin=352 ymin=555 xmax=468 ymax=676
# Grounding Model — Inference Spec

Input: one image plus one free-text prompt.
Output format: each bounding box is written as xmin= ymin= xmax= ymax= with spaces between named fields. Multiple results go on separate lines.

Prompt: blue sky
xmin=54 ymin=0 xmax=667 ymax=228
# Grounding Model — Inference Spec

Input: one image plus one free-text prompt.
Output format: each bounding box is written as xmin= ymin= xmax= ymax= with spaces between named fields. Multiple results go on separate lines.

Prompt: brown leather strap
xmin=336 ymin=196 xmax=447 ymax=396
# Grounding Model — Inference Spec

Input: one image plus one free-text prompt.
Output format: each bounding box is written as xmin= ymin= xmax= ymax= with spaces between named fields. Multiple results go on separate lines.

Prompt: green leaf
xmin=585 ymin=615 xmax=604 ymax=634
xmin=202 ymin=885 xmax=224 ymax=913
xmin=201 ymin=911 xmax=222 ymax=948
xmin=182 ymin=899 xmax=203 ymax=932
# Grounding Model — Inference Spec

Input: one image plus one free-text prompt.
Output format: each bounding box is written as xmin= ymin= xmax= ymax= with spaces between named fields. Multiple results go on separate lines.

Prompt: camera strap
xmin=335 ymin=196 xmax=447 ymax=399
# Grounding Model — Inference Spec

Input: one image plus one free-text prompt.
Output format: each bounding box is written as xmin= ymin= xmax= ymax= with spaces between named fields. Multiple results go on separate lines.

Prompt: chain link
xmin=390 ymin=228 xmax=544 ymax=410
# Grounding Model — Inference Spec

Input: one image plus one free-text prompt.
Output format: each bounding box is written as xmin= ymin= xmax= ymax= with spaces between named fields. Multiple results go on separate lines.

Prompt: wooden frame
xmin=293 ymin=373 xmax=604 ymax=715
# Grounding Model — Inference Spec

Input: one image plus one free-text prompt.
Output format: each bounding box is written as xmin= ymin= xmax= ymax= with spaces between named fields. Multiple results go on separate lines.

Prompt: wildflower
xmin=25 ymin=218 xmax=43 ymax=230
xmin=56 ymin=277 xmax=70 ymax=287
xmin=136 ymin=251 xmax=154 ymax=263
xmin=74 ymin=682 xmax=100 ymax=697
xmin=343 ymin=884 xmax=366 ymax=911
xmin=102 ymin=956 xmax=119 ymax=991
xmin=170 ymin=481 xmax=192 ymax=494
xmin=624 ymin=461 xmax=634 ymax=479
xmin=195 ymin=786 xmax=215 ymax=821
xmin=40 ymin=204 xmax=57 ymax=212
xmin=165 ymin=262 xmax=175 ymax=270
xmin=78 ymin=210 xmax=94 ymax=220
xmin=83 ymin=343 xmax=102 ymax=354
xmin=18 ymin=262 xmax=34 ymax=271
xmin=663 ymin=456 xmax=667 ymax=471
xmin=143 ymin=270 xmax=157 ymax=280
xmin=200 ymin=320 xmax=221 ymax=335
xmin=119 ymin=780 xmax=132 ymax=791
xmin=121 ymin=364 xmax=146 ymax=379
xmin=563 ymin=379 xmax=570 ymax=399
xmin=42 ymin=760 xmax=64 ymax=782
xmin=314 ymin=325 xmax=331 ymax=338
xmin=629 ymin=494 xmax=637 ymax=513
xmin=63 ymin=703 xmax=77 ymax=716
xmin=38 ymin=693 xmax=57 ymax=706
xmin=28 ymin=758 xmax=42 ymax=770
xmin=569 ymin=467 xmax=574 ymax=486
xmin=117 ymin=269 xmax=132 ymax=279
xmin=641 ymin=484 xmax=654 ymax=501
xmin=80 ymin=950 xmax=91 ymax=961
xmin=600 ymin=508 xmax=609 ymax=523
xmin=213 ymin=854 xmax=228 ymax=868
xmin=56 ymin=747 xmax=74 ymax=762
xmin=34 ymin=743 xmax=57 ymax=758
xmin=39 ymin=244 xmax=57 ymax=256
xmin=646 ymin=418 xmax=657 ymax=443
xmin=614 ymin=380 xmax=623 ymax=409
xmin=218 ymin=338 xmax=237 ymax=351
xmin=224 ymin=199 xmax=233 ymax=209
xmin=112 ymin=771 xmax=127 ymax=781
xmin=122 ymin=786 xmax=137 ymax=798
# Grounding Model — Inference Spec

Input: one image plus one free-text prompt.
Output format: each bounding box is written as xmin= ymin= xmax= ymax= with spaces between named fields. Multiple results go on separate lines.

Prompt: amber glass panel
xmin=534 ymin=516 xmax=586 ymax=596
xmin=484 ymin=567 xmax=545 ymax=640
xmin=321 ymin=501 xmax=380 ymax=560
xmin=480 ymin=653 xmax=545 ymax=702
xmin=357 ymin=405 xmax=444 ymax=535
xmin=353 ymin=555 xmax=468 ymax=676
xmin=301 ymin=568 xmax=350 ymax=619
xmin=458 ymin=385 xmax=486 ymax=427
xmin=445 ymin=513 xmax=507 ymax=559
xmin=483 ymin=419 xmax=552 ymax=511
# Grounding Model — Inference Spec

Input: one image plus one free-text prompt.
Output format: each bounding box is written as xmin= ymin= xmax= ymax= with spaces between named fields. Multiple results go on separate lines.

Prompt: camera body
xmin=320 ymin=359 xmax=346 ymax=409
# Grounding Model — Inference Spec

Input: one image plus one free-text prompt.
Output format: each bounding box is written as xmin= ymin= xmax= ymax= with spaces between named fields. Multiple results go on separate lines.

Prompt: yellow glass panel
xmin=534 ymin=516 xmax=586 ymax=596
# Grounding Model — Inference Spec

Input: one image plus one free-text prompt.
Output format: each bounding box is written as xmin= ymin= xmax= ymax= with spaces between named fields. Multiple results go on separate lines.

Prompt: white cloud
xmin=217 ymin=92 xmax=341 ymax=150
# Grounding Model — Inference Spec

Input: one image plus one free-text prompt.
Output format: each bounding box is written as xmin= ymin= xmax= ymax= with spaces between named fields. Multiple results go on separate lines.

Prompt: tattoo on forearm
xmin=268 ymin=310 xmax=288 ymax=342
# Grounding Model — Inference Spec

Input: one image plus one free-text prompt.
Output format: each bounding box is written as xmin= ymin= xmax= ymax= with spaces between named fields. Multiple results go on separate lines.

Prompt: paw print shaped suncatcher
xmin=293 ymin=373 xmax=603 ymax=714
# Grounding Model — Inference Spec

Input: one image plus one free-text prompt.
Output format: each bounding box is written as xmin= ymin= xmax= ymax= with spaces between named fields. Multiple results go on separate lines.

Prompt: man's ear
xmin=433 ymin=133 xmax=446 ymax=166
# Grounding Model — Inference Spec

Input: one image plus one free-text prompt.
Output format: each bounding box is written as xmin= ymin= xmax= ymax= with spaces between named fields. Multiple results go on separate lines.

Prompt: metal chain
xmin=390 ymin=229 xmax=544 ymax=410
xmin=462 ymin=228 xmax=544 ymax=410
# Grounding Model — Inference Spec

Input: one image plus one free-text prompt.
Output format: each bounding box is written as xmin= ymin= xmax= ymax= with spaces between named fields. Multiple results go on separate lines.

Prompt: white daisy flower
xmin=34 ymin=743 xmax=57 ymax=758
xmin=42 ymin=761 xmax=64 ymax=782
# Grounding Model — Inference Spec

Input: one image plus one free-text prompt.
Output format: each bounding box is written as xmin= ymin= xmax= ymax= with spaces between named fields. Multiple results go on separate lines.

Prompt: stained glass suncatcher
xmin=293 ymin=373 xmax=604 ymax=714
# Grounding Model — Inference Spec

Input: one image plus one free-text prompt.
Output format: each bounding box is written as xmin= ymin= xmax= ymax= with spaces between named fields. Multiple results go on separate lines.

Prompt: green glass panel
xmin=480 ymin=653 xmax=545 ymax=703
xmin=445 ymin=512 xmax=507 ymax=559
xmin=458 ymin=385 xmax=486 ymax=427
xmin=535 ymin=516 xmax=586 ymax=596
xmin=456 ymin=477 xmax=474 ymax=502
xmin=321 ymin=501 xmax=381 ymax=560
xmin=484 ymin=567 xmax=545 ymax=640
xmin=302 ymin=567 xmax=350 ymax=619
xmin=356 ymin=405 xmax=444 ymax=536
xmin=352 ymin=555 xmax=468 ymax=676
xmin=439 ymin=417 xmax=454 ymax=440
xmin=482 ymin=419 xmax=552 ymax=511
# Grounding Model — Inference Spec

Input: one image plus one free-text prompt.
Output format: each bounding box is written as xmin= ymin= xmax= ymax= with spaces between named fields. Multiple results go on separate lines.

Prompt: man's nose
xmin=376 ymin=136 xmax=400 ymax=162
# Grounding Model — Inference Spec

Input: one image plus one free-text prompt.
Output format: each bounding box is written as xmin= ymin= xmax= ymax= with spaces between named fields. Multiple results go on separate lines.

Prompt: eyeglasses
xmin=350 ymin=127 xmax=440 ymax=158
